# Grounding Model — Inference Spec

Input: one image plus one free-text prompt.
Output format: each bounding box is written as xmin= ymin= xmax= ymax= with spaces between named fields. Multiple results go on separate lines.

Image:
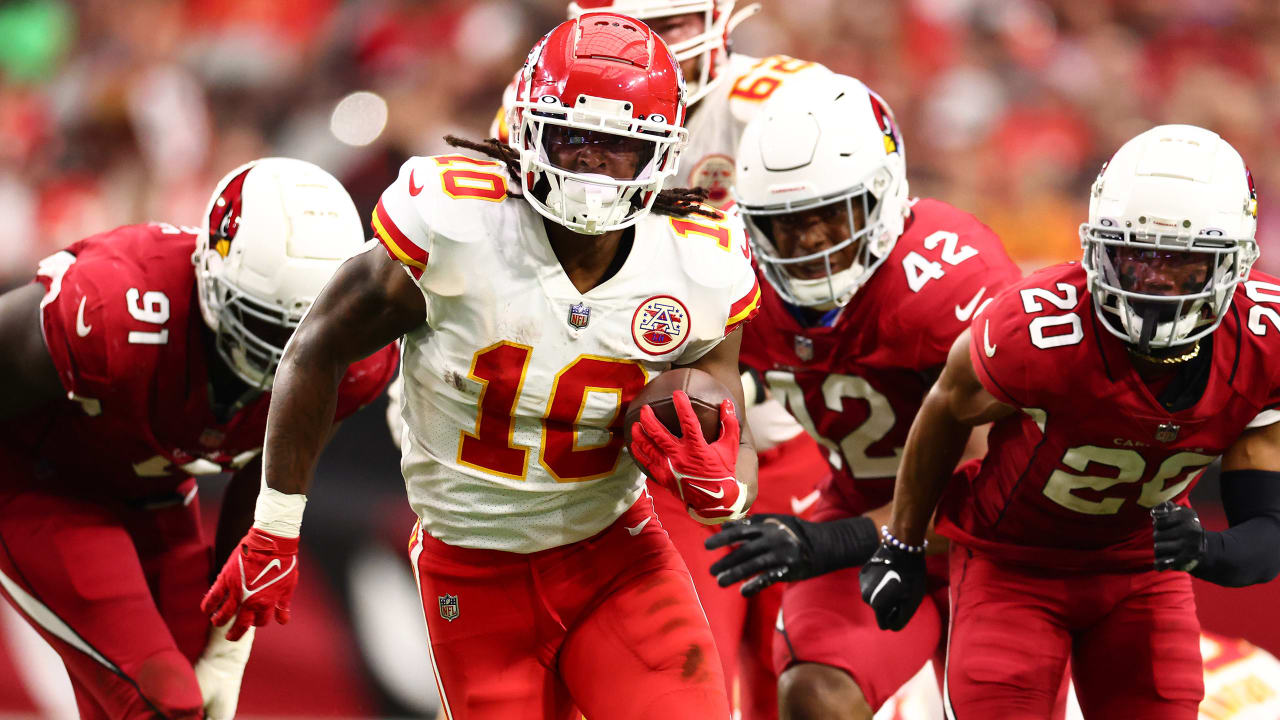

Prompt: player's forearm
xmin=261 ymin=343 xmax=346 ymax=497
xmin=1195 ymin=469 xmax=1280 ymax=587
xmin=215 ymin=459 xmax=263 ymax=567
xmin=889 ymin=389 xmax=972 ymax=546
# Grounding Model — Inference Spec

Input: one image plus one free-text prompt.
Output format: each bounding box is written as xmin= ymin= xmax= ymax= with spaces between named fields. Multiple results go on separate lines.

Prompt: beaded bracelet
xmin=880 ymin=525 xmax=928 ymax=554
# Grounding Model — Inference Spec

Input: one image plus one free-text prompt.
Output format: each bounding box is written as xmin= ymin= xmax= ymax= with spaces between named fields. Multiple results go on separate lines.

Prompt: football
xmin=622 ymin=368 xmax=736 ymax=448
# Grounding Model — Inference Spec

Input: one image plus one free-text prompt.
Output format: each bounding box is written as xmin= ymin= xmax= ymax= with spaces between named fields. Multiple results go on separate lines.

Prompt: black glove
xmin=859 ymin=542 xmax=927 ymax=632
xmin=1152 ymin=501 xmax=1206 ymax=572
xmin=706 ymin=514 xmax=877 ymax=597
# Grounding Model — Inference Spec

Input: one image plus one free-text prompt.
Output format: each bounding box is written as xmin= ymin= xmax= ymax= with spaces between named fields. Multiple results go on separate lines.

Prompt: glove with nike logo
xmin=202 ymin=528 xmax=299 ymax=641
xmin=630 ymin=390 xmax=747 ymax=525
xmin=707 ymin=514 xmax=879 ymax=596
xmin=859 ymin=536 xmax=927 ymax=632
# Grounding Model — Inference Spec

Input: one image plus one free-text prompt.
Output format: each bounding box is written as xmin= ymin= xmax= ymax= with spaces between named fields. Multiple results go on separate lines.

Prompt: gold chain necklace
xmin=1131 ymin=341 xmax=1201 ymax=365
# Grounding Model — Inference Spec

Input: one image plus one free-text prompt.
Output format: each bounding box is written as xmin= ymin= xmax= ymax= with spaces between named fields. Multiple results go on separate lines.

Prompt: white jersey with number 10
xmin=372 ymin=154 xmax=760 ymax=553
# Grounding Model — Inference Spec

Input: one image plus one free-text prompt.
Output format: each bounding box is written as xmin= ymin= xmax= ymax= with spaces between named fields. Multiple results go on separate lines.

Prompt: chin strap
xmin=1136 ymin=304 xmax=1159 ymax=353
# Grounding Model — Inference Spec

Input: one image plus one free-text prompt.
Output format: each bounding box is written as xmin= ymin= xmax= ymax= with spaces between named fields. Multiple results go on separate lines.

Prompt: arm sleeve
xmin=1192 ymin=469 xmax=1280 ymax=587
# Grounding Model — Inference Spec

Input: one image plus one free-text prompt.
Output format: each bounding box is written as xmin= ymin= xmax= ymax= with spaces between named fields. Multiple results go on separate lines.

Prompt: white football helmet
xmin=734 ymin=74 xmax=909 ymax=309
xmin=193 ymin=158 xmax=364 ymax=389
xmin=1081 ymin=124 xmax=1259 ymax=352
xmin=566 ymin=0 xmax=755 ymax=107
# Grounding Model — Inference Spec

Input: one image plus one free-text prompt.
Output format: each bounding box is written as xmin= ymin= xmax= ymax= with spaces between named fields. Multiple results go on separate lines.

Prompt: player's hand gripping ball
xmin=626 ymin=371 xmax=746 ymax=524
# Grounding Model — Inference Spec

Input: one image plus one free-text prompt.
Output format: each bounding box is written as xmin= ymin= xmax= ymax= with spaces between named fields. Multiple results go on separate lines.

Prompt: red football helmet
xmin=509 ymin=13 xmax=690 ymax=234
xmin=567 ymin=1 xmax=752 ymax=106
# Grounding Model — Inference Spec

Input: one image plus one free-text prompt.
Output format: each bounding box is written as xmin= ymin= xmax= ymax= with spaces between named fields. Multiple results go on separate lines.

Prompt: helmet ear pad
xmin=193 ymin=158 xmax=366 ymax=388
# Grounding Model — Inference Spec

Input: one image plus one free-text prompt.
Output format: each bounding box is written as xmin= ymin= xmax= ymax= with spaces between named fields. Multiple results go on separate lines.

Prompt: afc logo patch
xmin=632 ymin=295 xmax=691 ymax=356
xmin=439 ymin=593 xmax=459 ymax=622
xmin=688 ymin=154 xmax=735 ymax=209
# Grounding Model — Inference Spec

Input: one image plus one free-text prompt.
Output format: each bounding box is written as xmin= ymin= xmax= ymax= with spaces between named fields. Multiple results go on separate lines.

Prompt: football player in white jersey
xmin=203 ymin=14 xmax=762 ymax=720
xmin=482 ymin=6 xmax=840 ymax=717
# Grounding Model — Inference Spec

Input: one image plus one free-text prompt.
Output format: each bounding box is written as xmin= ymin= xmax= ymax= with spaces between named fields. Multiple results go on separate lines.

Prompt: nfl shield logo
xmin=568 ymin=302 xmax=591 ymax=329
xmin=794 ymin=335 xmax=815 ymax=362
xmin=1155 ymin=423 xmax=1180 ymax=443
xmin=438 ymin=594 xmax=459 ymax=622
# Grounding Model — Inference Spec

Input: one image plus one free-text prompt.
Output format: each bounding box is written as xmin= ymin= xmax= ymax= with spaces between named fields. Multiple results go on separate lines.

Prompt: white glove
xmin=193 ymin=621 xmax=255 ymax=720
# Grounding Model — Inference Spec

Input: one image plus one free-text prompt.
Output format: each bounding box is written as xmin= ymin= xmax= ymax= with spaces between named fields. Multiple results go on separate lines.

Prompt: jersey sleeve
xmin=911 ymin=233 xmax=1022 ymax=370
xmin=333 ymin=341 xmax=400 ymax=422
xmin=35 ymin=249 xmax=127 ymax=406
xmin=675 ymin=211 xmax=760 ymax=364
xmin=371 ymin=158 xmax=436 ymax=281
xmin=878 ymin=200 xmax=1023 ymax=372
xmin=967 ymin=267 xmax=1083 ymax=410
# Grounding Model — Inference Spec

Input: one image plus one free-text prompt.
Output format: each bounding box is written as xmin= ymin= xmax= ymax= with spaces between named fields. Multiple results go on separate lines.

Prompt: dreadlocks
xmin=443 ymin=135 xmax=720 ymax=221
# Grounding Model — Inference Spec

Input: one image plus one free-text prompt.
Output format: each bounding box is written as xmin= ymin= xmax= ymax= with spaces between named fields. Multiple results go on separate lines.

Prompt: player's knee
xmin=132 ymin=649 xmax=203 ymax=719
xmin=778 ymin=662 xmax=872 ymax=720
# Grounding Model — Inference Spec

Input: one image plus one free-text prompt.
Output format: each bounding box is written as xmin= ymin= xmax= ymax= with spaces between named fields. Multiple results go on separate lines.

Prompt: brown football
xmin=622 ymin=368 xmax=736 ymax=450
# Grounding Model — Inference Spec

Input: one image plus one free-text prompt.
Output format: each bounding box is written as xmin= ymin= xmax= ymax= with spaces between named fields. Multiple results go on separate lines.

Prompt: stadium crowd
xmin=2 ymin=0 xmax=1280 ymax=288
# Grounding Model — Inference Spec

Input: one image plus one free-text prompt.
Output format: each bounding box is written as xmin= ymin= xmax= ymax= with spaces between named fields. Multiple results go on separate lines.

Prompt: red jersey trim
xmin=372 ymin=200 xmax=427 ymax=279
xmin=725 ymin=276 xmax=761 ymax=335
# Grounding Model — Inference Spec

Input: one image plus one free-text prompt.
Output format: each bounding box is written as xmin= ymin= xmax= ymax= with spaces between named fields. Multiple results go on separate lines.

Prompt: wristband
xmin=880 ymin=525 xmax=927 ymax=554
xmin=252 ymin=484 xmax=307 ymax=538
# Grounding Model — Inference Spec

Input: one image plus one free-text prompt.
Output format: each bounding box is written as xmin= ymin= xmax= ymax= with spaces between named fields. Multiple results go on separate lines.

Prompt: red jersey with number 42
xmin=739 ymin=198 xmax=1021 ymax=515
xmin=938 ymin=262 xmax=1280 ymax=572
xmin=1 ymin=223 xmax=397 ymax=500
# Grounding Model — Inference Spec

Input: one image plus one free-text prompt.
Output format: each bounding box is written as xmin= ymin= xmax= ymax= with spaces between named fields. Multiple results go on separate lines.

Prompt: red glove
xmin=630 ymin=390 xmax=748 ymax=525
xmin=202 ymin=528 xmax=300 ymax=641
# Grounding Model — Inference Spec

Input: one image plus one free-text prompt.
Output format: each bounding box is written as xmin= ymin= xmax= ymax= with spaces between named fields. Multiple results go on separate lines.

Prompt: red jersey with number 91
xmin=937 ymin=262 xmax=1280 ymax=572
xmin=0 ymin=223 xmax=397 ymax=501
xmin=739 ymin=198 xmax=1021 ymax=516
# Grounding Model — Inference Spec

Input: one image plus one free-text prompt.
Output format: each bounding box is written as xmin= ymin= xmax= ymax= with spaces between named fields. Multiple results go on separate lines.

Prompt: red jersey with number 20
xmin=739 ymin=198 xmax=1021 ymax=515
xmin=2 ymin=223 xmax=397 ymax=500
xmin=939 ymin=262 xmax=1280 ymax=572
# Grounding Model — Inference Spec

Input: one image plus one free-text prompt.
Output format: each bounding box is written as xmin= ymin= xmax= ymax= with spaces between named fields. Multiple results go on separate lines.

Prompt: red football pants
xmin=0 ymin=455 xmax=209 ymax=720
xmin=945 ymin=543 xmax=1203 ymax=719
xmin=409 ymin=493 xmax=730 ymax=720
xmin=652 ymin=430 xmax=829 ymax=720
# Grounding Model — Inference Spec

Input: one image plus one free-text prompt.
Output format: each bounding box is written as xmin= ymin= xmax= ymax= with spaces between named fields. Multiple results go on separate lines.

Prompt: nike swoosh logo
xmin=685 ymin=482 xmax=725 ymax=499
xmin=954 ymin=287 xmax=986 ymax=322
xmin=790 ymin=489 xmax=821 ymax=515
xmin=625 ymin=517 xmax=651 ymax=536
xmin=983 ymin=320 xmax=997 ymax=358
xmin=408 ymin=169 xmax=425 ymax=197
xmin=869 ymin=569 xmax=901 ymax=607
xmin=75 ymin=297 xmax=92 ymax=337
xmin=240 ymin=556 xmax=296 ymax=599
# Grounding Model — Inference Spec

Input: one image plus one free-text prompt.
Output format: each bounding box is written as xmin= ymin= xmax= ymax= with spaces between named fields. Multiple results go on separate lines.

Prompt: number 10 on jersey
xmin=457 ymin=342 xmax=648 ymax=483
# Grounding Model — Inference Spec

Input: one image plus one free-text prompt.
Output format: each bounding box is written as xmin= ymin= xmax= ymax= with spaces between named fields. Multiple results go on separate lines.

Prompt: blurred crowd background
xmin=2 ymin=1 xmax=1280 ymax=717
xmin=3 ymin=0 xmax=1280 ymax=289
